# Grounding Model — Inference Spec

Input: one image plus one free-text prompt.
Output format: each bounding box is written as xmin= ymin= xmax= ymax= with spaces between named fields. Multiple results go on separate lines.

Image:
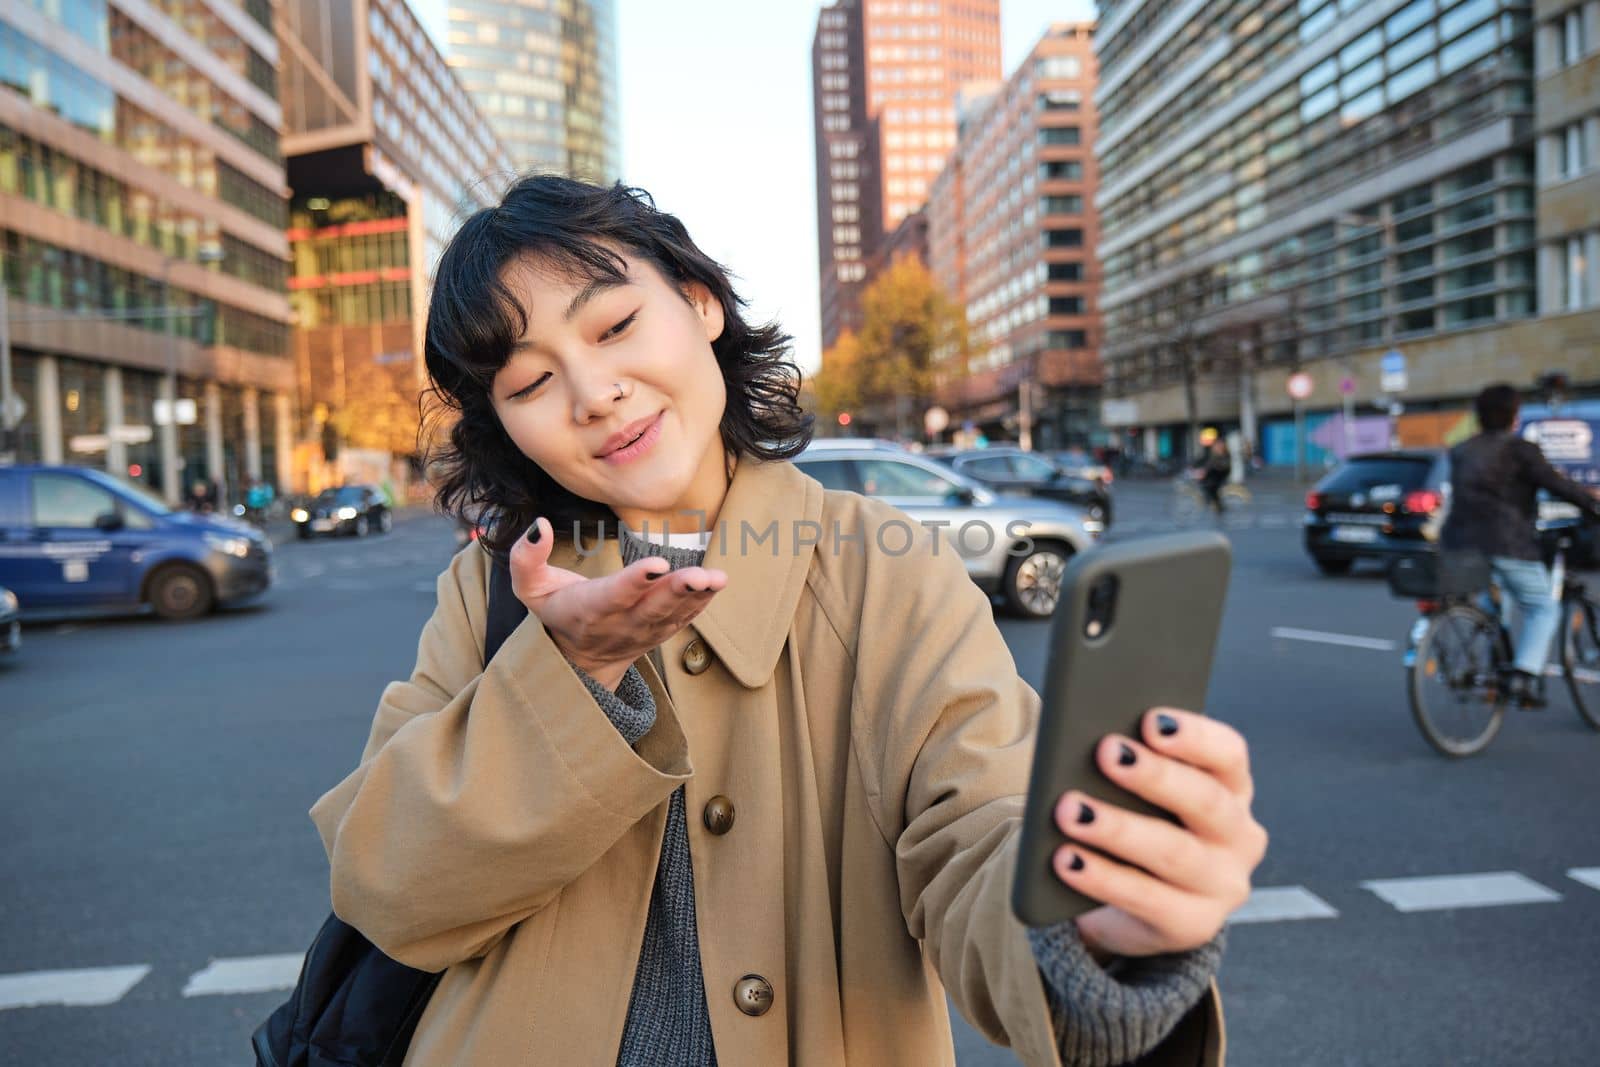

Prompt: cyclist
xmin=1441 ymin=384 xmax=1600 ymax=706
xmin=1190 ymin=428 xmax=1232 ymax=514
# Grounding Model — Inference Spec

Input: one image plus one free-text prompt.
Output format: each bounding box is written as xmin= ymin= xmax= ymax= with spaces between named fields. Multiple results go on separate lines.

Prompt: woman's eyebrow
xmin=511 ymin=276 xmax=629 ymax=352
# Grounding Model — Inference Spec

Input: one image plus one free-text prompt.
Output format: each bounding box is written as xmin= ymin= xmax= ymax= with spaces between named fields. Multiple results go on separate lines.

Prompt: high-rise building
xmin=445 ymin=0 xmax=619 ymax=181
xmin=1534 ymin=2 xmax=1599 ymax=322
xmin=928 ymin=24 xmax=1103 ymax=448
xmin=278 ymin=0 xmax=512 ymax=490
xmin=1 ymin=0 xmax=293 ymax=504
xmin=1094 ymin=0 xmax=1588 ymax=465
xmin=813 ymin=0 xmax=1001 ymax=350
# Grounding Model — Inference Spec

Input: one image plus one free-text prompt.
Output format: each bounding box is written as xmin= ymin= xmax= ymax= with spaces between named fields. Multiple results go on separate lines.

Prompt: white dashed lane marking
xmin=1228 ymin=886 xmax=1339 ymax=924
xmin=1567 ymin=867 xmax=1600 ymax=892
xmin=3 ymin=865 xmax=1596 ymax=1011
xmin=1361 ymin=871 xmax=1562 ymax=913
xmin=1269 ymin=626 xmax=1398 ymax=652
xmin=182 ymin=955 xmax=304 ymax=997
xmin=0 ymin=965 xmax=151 ymax=1010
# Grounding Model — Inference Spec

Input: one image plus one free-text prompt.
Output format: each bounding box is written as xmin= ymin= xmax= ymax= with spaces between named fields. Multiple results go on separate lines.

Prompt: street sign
xmin=1287 ymin=372 xmax=1314 ymax=400
xmin=2 ymin=393 xmax=25 ymax=423
xmin=1380 ymin=349 xmax=1407 ymax=393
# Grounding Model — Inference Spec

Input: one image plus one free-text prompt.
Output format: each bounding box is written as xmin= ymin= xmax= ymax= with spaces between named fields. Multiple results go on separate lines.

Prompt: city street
xmin=2 ymin=480 xmax=1597 ymax=1066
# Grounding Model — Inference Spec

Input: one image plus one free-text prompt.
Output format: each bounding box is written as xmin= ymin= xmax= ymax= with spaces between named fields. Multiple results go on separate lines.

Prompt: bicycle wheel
xmin=1408 ymin=605 xmax=1508 ymax=757
xmin=1560 ymin=592 xmax=1600 ymax=730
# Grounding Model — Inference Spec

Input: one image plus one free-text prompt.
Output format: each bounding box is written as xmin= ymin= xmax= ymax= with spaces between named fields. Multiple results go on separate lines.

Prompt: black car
xmin=1303 ymin=451 xmax=1447 ymax=575
xmin=928 ymin=447 xmax=1113 ymax=527
xmin=291 ymin=485 xmax=393 ymax=539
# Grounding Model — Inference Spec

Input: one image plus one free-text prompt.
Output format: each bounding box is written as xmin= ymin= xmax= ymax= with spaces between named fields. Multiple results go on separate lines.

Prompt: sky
xmin=415 ymin=1 xmax=1098 ymax=376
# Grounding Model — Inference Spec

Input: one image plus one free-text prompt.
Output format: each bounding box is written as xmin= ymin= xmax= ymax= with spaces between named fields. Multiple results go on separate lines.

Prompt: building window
xmin=1043 ymin=195 xmax=1083 ymax=215
xmin=1047 ymin=262 xmax=1083 ymax=281
xmin=1045 ymin=228 xmax=1084 ymax=248
xmin=1561 ymin=122 xmax=1590 ymax=178
xmin=1563 ymin=235 xmax=1590 ymax=309
xmin=1035 ymin=55 xmax=1082 ymax=80
xmin=1558 ymin=9 xmax=1585 ymax=66
xmin=1039 ymin=89 xmax=1082 ymax=111
xmin=1047 ymin=329 xmax=1088 ymax=349
xmin=1041 ymin=160 xmax=1082 ymax=181
xmin=1040 ymin=126 xmax=1081 ymax=146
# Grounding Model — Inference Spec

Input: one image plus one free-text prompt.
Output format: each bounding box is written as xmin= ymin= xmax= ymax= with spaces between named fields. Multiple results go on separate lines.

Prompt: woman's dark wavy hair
xmin=420 ymin=174 xmax=813 ymax=559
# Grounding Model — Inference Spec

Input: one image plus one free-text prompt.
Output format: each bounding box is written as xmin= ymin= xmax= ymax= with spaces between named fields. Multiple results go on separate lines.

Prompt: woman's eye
xmin=600 ymin=312 xmax=637 ymax=341
xmin=509 ymin=372 xmax=550 ymax=401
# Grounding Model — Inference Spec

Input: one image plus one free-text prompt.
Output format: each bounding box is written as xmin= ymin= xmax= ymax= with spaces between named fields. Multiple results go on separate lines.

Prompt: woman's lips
xmin=601 ymin=412 xmax=663 ymax=466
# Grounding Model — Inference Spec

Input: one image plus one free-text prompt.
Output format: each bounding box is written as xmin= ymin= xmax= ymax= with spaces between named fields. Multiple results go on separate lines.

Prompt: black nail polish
xmin=1069 ymin=853 xmax=1085 ymax=872
xmin=1157 ymin=713 xmax=1179 ymax=737
xmin=526 ymin=523 xmax=541 ymax=544
xmin=1076 ymin=802 xmax=1096 ymax=826
xmin=645 ymin=570 xmax=664 ymax=581
xmin=1118 ymin=742 xmax=1137 ymax=766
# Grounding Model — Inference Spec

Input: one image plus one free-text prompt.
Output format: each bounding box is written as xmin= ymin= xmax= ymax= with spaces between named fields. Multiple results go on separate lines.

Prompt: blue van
xmin=0 ymin=465 xmax=273 ymax=621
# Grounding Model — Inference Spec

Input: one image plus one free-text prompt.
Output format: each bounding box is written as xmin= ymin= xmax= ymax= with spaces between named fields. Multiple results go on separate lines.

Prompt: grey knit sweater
xmin=567 ymin=530 xmax=1222 ymax=1067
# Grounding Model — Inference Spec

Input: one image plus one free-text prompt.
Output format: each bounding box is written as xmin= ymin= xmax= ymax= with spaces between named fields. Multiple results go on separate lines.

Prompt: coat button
xmin=702 ymin=795 xmax=736 ymax=835
xmin=733 ymin=974 xmax=774 ymax=1017
xmin=681 ymin=638 xmax=712 ymax=675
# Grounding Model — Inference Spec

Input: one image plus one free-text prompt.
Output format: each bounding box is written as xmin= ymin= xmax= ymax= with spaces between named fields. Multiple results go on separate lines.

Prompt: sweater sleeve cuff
xmin=1026 ymin=921 xmax=1224 ymax=1067
xmin=569 ymin=662 xmax=658 ymax=747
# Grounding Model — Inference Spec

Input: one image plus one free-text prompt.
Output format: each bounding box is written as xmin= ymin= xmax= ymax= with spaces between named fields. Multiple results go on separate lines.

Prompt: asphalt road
xmin=2 ymin=481 xmax=1596 ymax=1066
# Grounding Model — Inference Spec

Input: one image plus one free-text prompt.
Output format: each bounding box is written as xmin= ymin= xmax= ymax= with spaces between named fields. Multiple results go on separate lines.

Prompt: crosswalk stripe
xmin=0 ymin=965 xmax=151 ymax=1010
xmin=1361 ymin=871 xmax=1562 ymax=913
xmin=1567 ymin=868 xmax=1600 ymax=892
xmin=1228 ymin=886 xmax=1339 ymax=924
xmin=181 ymin=955 xmax=304 ymax=997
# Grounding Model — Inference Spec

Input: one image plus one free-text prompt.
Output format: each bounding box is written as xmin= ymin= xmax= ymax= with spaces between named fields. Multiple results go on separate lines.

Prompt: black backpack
xmin=253 ymin=557 xmax=529 ymax=1067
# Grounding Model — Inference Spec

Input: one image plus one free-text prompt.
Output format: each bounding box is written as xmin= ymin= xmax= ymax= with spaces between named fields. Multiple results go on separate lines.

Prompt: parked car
xmin=0 ymin=465 xmax=273 ymax=621
xmin=1048 ymin=448 xmax=1116 ymax=487
xmin=793 ymin=441 xmax=1101 ymax=617
xmin=1 ymin=585 xmax=19 ymax=656
xmin=1303 ymin=451 xmax=1448 ymax=575
xmin=291 ymin=485 xmax=393 ymax=539
xmin=926 ymin=446 xmax=1114 ymax=527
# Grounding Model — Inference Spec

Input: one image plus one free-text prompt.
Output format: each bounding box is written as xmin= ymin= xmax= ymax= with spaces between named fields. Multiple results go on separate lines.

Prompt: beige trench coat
xmin=309 ymin=458 xmax=1224 ymax=1066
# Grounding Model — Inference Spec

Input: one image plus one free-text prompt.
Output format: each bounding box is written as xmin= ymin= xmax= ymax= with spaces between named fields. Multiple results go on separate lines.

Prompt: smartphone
xmin=1011 ymin=531 xmax=1232 ymax=928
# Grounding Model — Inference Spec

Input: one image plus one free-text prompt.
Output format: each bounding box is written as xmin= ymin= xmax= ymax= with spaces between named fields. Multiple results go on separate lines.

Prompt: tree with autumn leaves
xmin=811 ymin=256 xmax=975 ymax=437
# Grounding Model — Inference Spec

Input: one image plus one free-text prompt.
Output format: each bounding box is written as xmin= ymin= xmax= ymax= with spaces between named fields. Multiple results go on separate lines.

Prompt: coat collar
xmin=694 ymin=458 xmax=823 ymax=688
xmin=554 ymin=459 xmax=823 ymax=689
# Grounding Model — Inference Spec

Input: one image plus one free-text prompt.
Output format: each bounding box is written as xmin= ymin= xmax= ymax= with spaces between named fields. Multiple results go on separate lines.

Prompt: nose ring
xmin=614 ymin=382 xmax=625 ymax=401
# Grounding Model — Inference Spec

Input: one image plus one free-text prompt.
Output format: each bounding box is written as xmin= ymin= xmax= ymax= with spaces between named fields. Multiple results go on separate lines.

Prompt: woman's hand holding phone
xmin=509 ymin=517 xmax=727 ymax=690
xmin=1049 ymin=708 xmax=1267 ymax=961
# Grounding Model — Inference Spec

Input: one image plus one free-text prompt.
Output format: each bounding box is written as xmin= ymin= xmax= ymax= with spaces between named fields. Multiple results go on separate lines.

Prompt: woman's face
xmin=490 ymin=252 xmax=729 ymax=530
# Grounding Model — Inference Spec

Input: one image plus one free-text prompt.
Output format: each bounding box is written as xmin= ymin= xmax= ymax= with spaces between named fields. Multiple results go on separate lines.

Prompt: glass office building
xmin=1093 ymin=0 xmax=1586 ymax=461
xmin=444 ymin=0 xmax=619 ymax=181
xmin=278 ymin=0 xmax=512 ymax=490
xmin=1 ymin=0 xmax=293 ymax=502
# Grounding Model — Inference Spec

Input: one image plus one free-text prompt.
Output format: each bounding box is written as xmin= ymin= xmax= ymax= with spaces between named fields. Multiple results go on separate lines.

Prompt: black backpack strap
xmin=484 ymin=552 xmax=529 ymax=665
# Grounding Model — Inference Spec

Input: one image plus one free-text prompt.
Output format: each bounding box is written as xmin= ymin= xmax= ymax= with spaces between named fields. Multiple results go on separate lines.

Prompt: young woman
xmin=309 ymin=176 xmax=1266 ymax=1066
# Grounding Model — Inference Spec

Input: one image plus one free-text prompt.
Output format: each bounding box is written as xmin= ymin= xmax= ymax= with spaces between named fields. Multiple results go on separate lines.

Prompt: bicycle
xmin=1392 ymin=531 xmax=1600 ymax=757
xmin=1171 ymin=474 xmax=1253 ymax=525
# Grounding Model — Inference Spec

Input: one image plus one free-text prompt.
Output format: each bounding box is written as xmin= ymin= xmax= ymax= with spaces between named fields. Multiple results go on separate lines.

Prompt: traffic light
xmin=838 ymin=412 xmax=852 ymax=427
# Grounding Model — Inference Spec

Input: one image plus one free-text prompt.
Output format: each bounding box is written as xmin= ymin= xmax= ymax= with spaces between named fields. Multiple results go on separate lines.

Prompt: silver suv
xmin=794 ymin=441 xmax=1101 ymax=617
